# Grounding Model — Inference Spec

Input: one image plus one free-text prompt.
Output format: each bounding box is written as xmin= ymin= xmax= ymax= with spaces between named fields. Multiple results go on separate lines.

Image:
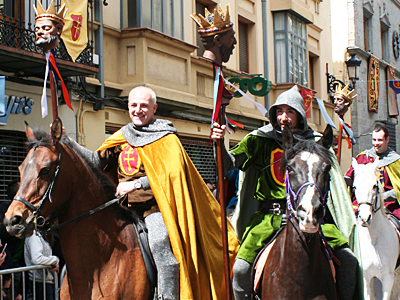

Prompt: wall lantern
xmin=345 ymin=50 xmax=362 ymax=89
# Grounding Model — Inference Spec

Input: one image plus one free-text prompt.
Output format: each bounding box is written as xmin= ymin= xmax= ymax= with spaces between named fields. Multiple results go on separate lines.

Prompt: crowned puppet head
xmin=191 ymin=4 xmax=236 ymax=65
xmin=333 ymin=84 xmax=357 ymax=116
xmin=33 ymin=0 xmax=67 ymax=51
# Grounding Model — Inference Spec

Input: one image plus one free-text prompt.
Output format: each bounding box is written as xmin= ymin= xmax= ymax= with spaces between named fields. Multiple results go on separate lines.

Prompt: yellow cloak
xmin=97 ymin=130 xmax=240 ymax=300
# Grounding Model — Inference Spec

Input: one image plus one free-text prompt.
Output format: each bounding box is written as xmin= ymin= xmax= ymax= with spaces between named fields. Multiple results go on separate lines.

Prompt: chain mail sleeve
xmin=66 ymin=138 xmax=103 ymax=168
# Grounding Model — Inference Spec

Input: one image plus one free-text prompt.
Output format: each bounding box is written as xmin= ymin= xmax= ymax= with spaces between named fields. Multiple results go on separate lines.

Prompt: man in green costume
xmin=211 ymin=85 xmax=360 ymax=300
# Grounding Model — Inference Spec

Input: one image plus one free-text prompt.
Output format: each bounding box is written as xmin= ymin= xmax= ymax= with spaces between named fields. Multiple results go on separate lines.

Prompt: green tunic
xmin=231 ymin=135 xmax=348 ymax=263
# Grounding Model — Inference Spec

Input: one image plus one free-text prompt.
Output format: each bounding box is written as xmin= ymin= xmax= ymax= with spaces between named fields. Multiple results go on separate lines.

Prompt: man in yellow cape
xmin=92 ymin=86 xmax=239 ymax=300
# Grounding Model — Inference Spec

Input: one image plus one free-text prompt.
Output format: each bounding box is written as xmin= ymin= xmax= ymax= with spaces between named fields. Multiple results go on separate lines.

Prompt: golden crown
xmin=191 ymin=4 xmax=233 ymax=37
xmin=334 ymin=84 xmax=358 ymax=101
xmin=33 ymin=0 xmax=67 ymax=25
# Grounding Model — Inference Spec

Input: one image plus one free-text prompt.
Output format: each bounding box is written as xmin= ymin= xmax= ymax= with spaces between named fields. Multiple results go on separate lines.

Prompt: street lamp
xmin=345 ymin=51 xmax=362 ymax=89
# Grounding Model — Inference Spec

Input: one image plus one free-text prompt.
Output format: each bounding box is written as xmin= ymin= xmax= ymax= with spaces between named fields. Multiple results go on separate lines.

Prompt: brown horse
xmin=4 ymin=119 xmax=150 ymax=300
xmin=257 ymin=125 xmax=338 ymax=300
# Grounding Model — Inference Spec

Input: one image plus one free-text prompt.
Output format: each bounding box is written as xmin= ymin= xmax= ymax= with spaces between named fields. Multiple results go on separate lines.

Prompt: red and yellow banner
xmin=300 ymin=88 xmax=313 ymax=118
xmin=367 ymin=54 xmax=380 ymax=112
xmin=61 ymin=0 xmax=88 ymax=62
xmin=387 ymin=65 xmax=399 ymax=117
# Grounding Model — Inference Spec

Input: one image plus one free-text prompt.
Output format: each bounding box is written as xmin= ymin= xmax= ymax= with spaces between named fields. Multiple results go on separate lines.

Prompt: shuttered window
xmin=0 ymin=130 xmax=26 ymax=201
xmin=239 ymin=21 xmax=249 ymax=73
xmin=180 ymin=136 xmax=216 ymax=185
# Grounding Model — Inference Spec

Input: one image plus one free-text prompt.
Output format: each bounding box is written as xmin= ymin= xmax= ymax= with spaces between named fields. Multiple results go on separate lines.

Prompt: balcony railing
xmin=0 ymin=0 xmax=96 ymax=77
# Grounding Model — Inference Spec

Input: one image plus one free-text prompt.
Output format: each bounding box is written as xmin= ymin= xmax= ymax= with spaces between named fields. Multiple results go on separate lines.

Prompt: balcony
xmin=0 ymin=0 xmax=98 ymax=78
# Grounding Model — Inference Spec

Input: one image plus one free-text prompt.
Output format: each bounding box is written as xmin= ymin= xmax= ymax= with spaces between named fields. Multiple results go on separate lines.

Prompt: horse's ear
xmin=25 ymin=121 xmax=35 ymax=141
xmin=317 ymin=125 xmax=333 ymax=149
xmin=282 ymin=126 xmax=294 ymax=149
xmin=51 ymin=118 xmax=63 ymax=145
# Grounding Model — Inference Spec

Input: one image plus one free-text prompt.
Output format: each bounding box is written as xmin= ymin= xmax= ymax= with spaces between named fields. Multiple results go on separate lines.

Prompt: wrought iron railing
xmin=0 ymin=0 xmax=94 ymax=66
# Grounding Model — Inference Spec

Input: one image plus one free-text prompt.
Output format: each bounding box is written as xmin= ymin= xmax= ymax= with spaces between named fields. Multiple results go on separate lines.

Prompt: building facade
xmin=331 ymin=0 xmax=400 ymax=170
xmin=0 ymin=0 xmax=343 ymax=198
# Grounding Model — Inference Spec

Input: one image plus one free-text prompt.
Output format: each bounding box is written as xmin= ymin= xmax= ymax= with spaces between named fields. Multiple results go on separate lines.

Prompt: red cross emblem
xmin=119 ymin=145 xmax=140 ymax=176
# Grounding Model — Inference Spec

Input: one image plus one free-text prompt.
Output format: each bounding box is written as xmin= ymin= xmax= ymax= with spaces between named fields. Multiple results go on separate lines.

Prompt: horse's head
xmin=4 ymin=119 xmax=63 ymax=238
xmin=281 ymin=125 xmax=333 ymax=233
xmin=352 ymin=158 xmax=382 ymax=226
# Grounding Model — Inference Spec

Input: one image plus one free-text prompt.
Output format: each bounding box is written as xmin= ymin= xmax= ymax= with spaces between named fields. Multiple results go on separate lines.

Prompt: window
xmin=380 ymin=14 xmax=390 ymax=61
xmin=0 ymin=0 xmax=24 ymax=26
xmin=238 ymin=21 xmax=249 ymax=73
xmin=195 ymin=1 xmax=207 ymax=57
xmin=363 ymin=16 xmax=371 ymax=52
xmin=363 ymin=2 xmax=374 ymax=52
xmin=122 ymin=0 xmax=183 ymax=40
xmin=273 ymin=12 xmax=308 ymax=86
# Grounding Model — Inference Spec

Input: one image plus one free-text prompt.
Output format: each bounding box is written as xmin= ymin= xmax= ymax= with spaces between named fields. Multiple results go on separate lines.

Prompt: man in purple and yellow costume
xmin=71 ymin=86 xmax=239 ymax=300
xmin=345 ymin=123 xmax=400 ymax=221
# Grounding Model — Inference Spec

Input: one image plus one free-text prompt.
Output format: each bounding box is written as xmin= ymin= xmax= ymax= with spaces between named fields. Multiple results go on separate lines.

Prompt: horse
xmin=3 ymin=119 xmax=150 ymax=300
xmin=352 ymin=158 xmax=400 ymax=300
xmin=257 ymin=125 xmax=338 ymax=300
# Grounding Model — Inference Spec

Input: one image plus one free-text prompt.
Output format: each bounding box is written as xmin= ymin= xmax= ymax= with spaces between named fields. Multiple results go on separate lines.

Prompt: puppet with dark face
xmin=191 ymin=4 xmax=237 ymax=66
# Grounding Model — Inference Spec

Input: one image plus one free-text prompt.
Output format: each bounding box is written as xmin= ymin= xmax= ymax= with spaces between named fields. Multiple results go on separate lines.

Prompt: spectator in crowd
xmin=1 ymin=271 xmax=22 ymax=300
xmin=24 ymin=230 xmax=59 ymax=300
xmin=0 ymin=180 xmax=25 ymax=296
xmin=204 ymin=179 xmax=215 ymax=193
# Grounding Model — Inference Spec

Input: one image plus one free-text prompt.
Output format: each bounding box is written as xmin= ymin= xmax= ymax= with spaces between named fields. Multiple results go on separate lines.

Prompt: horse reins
xmin=13 ymin=145 xmax=63 ymax=228
xmin=284 ymin=170 xmax=329 ymax=219
xmin=356 ymin=181 xmax=381 ymax=214
xmin=13 ymin=143 xmax=122 ymax=231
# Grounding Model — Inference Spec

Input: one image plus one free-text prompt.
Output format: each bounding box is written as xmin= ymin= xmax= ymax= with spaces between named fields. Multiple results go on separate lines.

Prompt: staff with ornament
xmin=333 ymin=84 xmax=357 ymax=164
xmin=191 ymin=4 xmax=238 ymax=299
xmin=34 ymin=0 xmax=74 ymax=120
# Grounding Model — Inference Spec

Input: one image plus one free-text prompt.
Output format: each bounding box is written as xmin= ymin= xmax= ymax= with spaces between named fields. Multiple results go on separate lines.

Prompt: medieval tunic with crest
xmin=231 ymin=133 xmax=348 ymax=263
xmin=345 ymin=147 xmax=400 ymax=219
xmin=96 ymin=119 xmax=240 ymax=300
xmin=228 ymin=85 xmax=358 ymax=265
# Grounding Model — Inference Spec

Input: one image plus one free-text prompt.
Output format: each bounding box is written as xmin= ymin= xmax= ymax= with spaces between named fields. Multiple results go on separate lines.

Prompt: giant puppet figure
xmin=34 ymin=1 xmax=73 ymax=120
xmin=333 ymin=84 xmax=357 ymax=163
xmin=191 ymin=5 xmax=237 ymax=298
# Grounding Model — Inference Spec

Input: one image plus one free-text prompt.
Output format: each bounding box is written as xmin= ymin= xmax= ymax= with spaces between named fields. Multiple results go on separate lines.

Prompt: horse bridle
xmin=356 ymin=181 xmax=381 ymax=214
xmin=284 ymin=170 xmax=329 ymax=219
xmin=12 ymin=143 xmax=122 ymax=231
xmin=13 ymin=145 xmax=63 ymax=227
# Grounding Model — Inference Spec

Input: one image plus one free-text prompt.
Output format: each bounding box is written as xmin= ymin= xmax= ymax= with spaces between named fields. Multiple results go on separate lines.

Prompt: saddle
xmin=133 ymin=219 xmax=157 ymax=300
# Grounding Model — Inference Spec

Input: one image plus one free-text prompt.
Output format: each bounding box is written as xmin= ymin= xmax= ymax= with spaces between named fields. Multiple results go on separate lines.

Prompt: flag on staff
xmin=300 ymin=88 xmax=313 ymax=118
xmin=61 ymin=0 xmax=88 ymax=62
xmin=389 ymin=80 xmax=400 ymax=94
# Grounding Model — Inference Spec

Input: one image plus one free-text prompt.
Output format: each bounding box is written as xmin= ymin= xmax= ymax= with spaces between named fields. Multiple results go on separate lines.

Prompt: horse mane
xmin=26 ymin=129 xmax=139 ymax=223
xmin=280 ymin=138 xmax=333 ymax=170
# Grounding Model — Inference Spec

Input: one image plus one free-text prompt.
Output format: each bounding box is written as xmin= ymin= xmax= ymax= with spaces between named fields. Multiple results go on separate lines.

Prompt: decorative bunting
xmin=387 ymin=66 xmax=399 ymax=117
xmin=367 ymin=54 xmax=380 ymax=112
xmin=41 ymin=51 xmax=74 ymax=118
xmin=315 ymin=98 xmax=337 ymax=129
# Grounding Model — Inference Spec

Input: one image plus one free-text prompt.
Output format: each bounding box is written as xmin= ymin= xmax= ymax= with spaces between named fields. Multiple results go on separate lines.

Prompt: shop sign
xmin=0 ymin=76 xmax=34 ymax=125
xmin=227 ymin=75 xmax=272 ymax=98
xmin=0 ymin=95 xmax=34 ymax=125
